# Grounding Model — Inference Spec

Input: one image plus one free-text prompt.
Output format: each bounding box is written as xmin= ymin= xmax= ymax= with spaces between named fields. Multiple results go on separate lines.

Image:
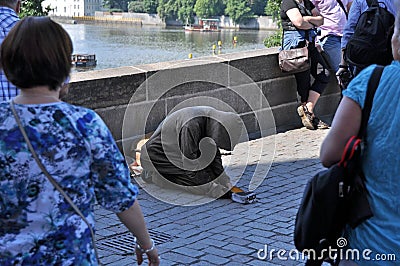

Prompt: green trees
xmin=224 ymin=0 xmax=253 ymax=24
xmin=128 ymin=0 xmax=159 ymax=13
xmin=143 ymin=0 xmax=158 ymax=13
xmin=194 ymin=0 xmax=224 ymax=19
xmin=157 ymin=0 xmax=196 ymax=23
xmin=177 ymin=0 xmax=196 ymax=24
xmin=103 ymin=0 xmax=130 ymax=12
xmin=264 ymin=0 xmax=281 ymax=22
xmin=157 ymin=0 xmax=179 ymax=20
xmin=128 ymin=1 xmax=145 ymax=12
xmin=19 ymin=0 xmax=51 ymax=17
xmin=251 ymin=0 xmax=267 ymax=16
xmin=263 ymin=0 xmax=282 ymax=47
xmin=193 ymin=0 xmax=210 ymax=18
xmin=106 ymin=0 xmax=274 ymax=26
xmin=156 ymin=0 xmax=261 ymax=23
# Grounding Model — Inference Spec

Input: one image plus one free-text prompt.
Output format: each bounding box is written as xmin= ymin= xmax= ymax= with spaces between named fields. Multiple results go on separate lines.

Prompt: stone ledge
xmin=63 ymin=48 xmax=340 ymax=149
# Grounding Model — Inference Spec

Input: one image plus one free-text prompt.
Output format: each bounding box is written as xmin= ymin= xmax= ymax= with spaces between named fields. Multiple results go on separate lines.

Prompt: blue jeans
xmin=319 ymin=35 xmax=342 ymax=72
xmin=282 ymin=30 xmax=316 ymax=50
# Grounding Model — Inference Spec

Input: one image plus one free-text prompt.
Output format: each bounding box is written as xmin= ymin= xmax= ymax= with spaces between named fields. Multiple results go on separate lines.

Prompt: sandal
xmin=313 ymin=116 xmax=330 ymax=129
xmin=297 ymin=105 xmax=315 ymax=130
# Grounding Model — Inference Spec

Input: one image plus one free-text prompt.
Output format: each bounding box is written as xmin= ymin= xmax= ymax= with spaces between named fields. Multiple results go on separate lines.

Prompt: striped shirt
xmin=0 ymin=7 xmax=19 ymax=102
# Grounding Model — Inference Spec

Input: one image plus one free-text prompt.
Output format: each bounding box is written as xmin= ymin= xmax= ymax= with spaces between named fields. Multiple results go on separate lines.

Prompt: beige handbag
xmin=278 ymin=45 xmax=310 ymax=73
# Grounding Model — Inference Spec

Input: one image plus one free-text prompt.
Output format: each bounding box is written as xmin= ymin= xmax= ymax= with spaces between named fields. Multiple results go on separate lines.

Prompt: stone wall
xmin=92 ymin=12 xmax=278 ymax=30
xmin=64 ymin=48 xmax=340 ymax=155
xmin=167 ymin=15 xmax=278 ymax=30
xmin=218 ymin=15 xmax=278 ymax=30
xmin=94 ymin=11 xmax=164 ymax=26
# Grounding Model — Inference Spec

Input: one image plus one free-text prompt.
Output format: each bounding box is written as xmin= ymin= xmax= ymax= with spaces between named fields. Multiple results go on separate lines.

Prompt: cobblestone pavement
xmin=95 ymin=128 xmax=330 ymax=265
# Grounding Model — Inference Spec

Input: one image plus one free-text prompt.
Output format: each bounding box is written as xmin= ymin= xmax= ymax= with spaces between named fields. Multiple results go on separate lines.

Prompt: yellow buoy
xmin=188 ymin=53 xmax=193 ymax=59
xmin=233 ymin=36 xmax=238 ymax=44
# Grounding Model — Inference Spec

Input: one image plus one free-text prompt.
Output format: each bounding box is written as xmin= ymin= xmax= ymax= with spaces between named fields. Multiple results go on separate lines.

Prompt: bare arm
xmin=286 ymin=7 xmax=323 ymax=29
xmin=320 ymin=96 xmax=361 ymax=167
xmin=117 ymin=200 xmax=160 ymax=265
xmin=305 ymin=8 xmax=324 ymax=27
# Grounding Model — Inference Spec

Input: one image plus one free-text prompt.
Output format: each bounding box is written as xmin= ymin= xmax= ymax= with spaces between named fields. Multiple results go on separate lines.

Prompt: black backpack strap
xmin=366 ymin=0 xmax=378 ymax=7
xmin=358 ymin=65 xmax=384 ymax=139
xmin=336 ymin=0 xmax=348 ymax=19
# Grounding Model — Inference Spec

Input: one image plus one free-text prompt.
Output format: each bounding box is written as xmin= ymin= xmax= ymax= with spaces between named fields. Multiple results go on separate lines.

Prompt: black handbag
xmin=294 ymin=66 xmax=384 ymax=265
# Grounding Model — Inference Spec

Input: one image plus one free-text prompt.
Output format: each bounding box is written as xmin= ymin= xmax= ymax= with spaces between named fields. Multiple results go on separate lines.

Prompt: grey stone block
xmin=160 ymin=251 xmax=198 ymax=264
xmin=95 ymin=105 xmax=126 ymax=141
xmin=122 ymin=99 xmax=166 ymax=138
xmin=201 ymin=246 xmax=235 ymax=258
xmin=261 ymin=76 xmax=298 ymax=107
xmin=229 ymin=54 xmax=282 ymax=84
xmin=313 ymin=92 xmax=341 ymax=119
xmin=229 ymin=254 xmax=253 ymax=263
xmin=229 ymin=83 xmax=264 ymax=112
xmin=201 ymin=254 xmax=231 ymax=265
xmin=239 ymin=112 xmax=259 ymax=137
xmin=220 ymin=244 xmax=254 ymax=255
xmin=164 ymin=89 xmax=240 ymax=114
xmin=66 ymin=73 xmax=146 ymax=109
xmin=174 ymin=247 xmax=205 ymax=258
xmin=146 ymin=63 xmax=229 ymax=100
xmin=270 ymin=103 xmax=303 ymax=133
xmin=324 ymin=75 xmax=342 ymax=95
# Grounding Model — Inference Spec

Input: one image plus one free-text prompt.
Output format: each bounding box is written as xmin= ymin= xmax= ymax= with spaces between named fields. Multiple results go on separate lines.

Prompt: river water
xmin=61 ymin=23 xmax=275 ymax=71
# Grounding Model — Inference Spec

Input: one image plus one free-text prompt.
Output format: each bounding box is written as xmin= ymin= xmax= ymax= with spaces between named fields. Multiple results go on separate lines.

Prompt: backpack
xmin=294 ymin=66 xmax=384 ymax=266
xmin=345 ymin=0 xmax=394 ymax=69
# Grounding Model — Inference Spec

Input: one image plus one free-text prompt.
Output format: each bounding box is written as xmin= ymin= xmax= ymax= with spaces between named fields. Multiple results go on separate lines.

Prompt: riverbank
xmin=51 ymin=12 xmax=279 ymax=30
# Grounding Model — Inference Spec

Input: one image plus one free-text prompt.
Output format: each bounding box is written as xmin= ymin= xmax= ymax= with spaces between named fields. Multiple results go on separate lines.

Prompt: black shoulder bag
xmin=294 ymin=65 xmax=384 ymax=266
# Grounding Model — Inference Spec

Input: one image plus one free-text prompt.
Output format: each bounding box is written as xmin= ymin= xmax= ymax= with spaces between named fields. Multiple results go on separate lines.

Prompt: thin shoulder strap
xmin=358 ymin=65 xmax=384 ymax=139
xmin=336 ymin=0 xmax=348 ymax=19
xmin=9 ymin=100 xmax=101 ymax=264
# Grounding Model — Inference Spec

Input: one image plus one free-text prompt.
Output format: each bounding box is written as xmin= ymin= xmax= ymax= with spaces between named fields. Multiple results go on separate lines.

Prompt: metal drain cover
xmin=98 ymin=229 xmax=172 ymax=255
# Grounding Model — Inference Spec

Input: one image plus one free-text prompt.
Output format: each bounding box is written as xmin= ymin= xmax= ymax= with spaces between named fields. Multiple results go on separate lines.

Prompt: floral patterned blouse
xmin=0 ymin=101 xmax=138 ymax=265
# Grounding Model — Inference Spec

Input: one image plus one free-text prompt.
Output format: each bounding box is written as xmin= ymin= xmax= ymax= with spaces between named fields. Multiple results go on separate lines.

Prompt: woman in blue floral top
xmin=0 ymin=17 xmax=160 ymax=265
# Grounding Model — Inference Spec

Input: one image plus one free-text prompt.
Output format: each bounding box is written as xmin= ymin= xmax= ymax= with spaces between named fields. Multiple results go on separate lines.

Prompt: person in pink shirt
xmin=312 ymin=0 xmax=352 ymax=72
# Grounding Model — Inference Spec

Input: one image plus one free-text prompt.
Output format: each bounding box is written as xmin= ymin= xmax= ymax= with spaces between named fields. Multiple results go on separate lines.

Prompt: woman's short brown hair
xmin=0 ymin=16 xmax=73 ymax=90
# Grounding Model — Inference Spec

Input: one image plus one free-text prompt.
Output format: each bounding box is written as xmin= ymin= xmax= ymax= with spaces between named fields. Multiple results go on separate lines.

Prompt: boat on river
xmin=184 ymin=18 xmax=220 ymax=32
xmin=72 ymin=54 xmax=97 ymax=67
